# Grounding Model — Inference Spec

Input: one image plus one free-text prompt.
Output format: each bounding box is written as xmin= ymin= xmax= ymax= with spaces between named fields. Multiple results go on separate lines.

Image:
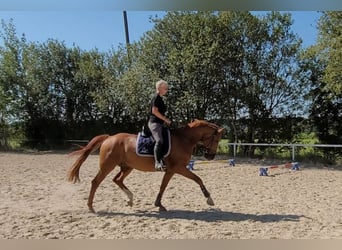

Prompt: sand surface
xmin=0 ymin=152 xmax=341 ymax=239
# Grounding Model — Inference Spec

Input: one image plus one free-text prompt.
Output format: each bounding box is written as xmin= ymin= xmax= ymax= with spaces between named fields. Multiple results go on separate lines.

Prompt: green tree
xmin=138 ymin=12 xmax=225 ymax=124
xmin=243 ymin=12 xmax=304 ymax=144
xmin=316 ymin=12 xmax=342 ymax=95
xmin=0 ymin=12 xmax=324 ymax=154
xmin=300 ymin=11 xmax=342 ymax=161
xmin=93 ymin=45 xmax=146 ymax=132
xmin=0 ymin=19 xmax=27 ymax=147
xmin=136 ymin=11 xmax=304 ymax=146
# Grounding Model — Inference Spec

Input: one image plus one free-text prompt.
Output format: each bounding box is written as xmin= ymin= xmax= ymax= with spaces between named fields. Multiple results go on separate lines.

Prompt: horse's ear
xmin=217 ymin=128 xmax=224 ymax=133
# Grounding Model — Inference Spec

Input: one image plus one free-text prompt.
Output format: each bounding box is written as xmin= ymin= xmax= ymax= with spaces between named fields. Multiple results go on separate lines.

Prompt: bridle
xmin=187 ymin=120 xmax=223 ymax=159
xmin=200 ymin=129 xmax=221 ymax=157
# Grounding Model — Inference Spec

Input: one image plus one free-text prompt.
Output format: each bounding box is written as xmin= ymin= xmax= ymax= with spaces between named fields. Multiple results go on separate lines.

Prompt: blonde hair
xmin=155 ymin=79 xmax=168 ymax=91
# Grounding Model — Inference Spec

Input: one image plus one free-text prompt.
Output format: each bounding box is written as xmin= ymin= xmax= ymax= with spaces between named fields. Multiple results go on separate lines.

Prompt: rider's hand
xmin=164 ymin=118 xmax=171 ymax=126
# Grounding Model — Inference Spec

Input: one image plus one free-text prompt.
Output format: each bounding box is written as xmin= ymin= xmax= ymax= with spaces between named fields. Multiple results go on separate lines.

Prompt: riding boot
xmin=154 ymin=143 xmax=166 ymax=171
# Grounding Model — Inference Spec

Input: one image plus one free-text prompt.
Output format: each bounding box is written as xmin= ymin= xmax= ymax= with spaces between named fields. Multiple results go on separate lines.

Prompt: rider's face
xmin=159 ymin=84 xmax=168 ymax=96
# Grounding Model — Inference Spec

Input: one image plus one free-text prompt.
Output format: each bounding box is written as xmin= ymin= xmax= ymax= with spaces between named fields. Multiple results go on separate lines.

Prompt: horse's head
xmin=188 ymin=119 xmax=224 ymax=160
xmin=201 ymin=127 xmax=224 ymax=160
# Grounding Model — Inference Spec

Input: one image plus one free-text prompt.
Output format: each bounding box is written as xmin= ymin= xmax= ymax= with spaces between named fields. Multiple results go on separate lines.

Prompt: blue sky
xmin=0 ymin=11 xmax=322 ymax=52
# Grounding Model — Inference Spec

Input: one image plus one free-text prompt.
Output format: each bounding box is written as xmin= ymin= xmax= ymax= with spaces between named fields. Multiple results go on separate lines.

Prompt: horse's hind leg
xmin=88 ymin=162 xmax=115 ymax=213
xmin=113 ymin=165 xmax=134 ymax=207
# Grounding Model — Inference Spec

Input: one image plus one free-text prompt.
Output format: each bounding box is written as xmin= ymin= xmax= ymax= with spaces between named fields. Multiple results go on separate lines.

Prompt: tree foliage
xmin=316 ymin=12 xmax=342 ymax=95
xmin=136 ymin=11 xmax=304 ymax=149
xmin=300 ymin=11 xmax=342 ymax=160
xmin=0 ymin=11 xmax=340 ymax=162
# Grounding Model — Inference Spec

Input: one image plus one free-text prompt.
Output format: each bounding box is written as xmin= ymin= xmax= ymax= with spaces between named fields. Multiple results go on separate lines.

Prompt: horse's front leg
xmin=176 ymin=168 xmax=214 ymax=206
xmin=155 ymin=171 xmax=174 ymax=212
xmin=200 ymin=184 xmax=214 ymax=206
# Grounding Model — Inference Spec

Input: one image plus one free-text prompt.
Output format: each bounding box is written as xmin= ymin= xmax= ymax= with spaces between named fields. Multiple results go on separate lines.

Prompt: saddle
xmin=136 ymin=125 xmax=171 ymax=158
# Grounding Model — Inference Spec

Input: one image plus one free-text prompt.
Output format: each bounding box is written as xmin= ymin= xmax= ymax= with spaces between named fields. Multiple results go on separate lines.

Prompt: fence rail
xmin=227 ymin=143 xmax=342 ymax=161
xmin=2 ymin=138 xmax=342 ymax=162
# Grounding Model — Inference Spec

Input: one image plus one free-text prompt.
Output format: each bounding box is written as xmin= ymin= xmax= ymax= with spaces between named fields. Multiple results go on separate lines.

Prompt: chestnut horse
xmin=67 ymin=119 xmax=224 ymax=212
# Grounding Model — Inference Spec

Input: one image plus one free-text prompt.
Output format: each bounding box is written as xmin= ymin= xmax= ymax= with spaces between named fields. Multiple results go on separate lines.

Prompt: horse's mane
xmin=187 ymin=119 xmax=219 ymax=130
xmin=171 ymin=119 xmax=219 ymax=136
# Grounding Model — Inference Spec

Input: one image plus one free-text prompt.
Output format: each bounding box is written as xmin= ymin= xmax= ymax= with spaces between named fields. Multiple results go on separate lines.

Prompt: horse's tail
xmin=67 ymin=134 xmax=110 ymax=183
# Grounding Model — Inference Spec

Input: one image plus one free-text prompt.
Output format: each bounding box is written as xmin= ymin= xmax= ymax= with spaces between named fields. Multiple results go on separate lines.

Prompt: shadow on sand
xmin=96 ymin=208 xmax=306 ymax=223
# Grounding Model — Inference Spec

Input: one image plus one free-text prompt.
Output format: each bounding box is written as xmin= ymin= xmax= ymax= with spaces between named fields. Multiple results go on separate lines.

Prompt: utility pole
xmin=123 ymin=11 xmax=130 ymax=45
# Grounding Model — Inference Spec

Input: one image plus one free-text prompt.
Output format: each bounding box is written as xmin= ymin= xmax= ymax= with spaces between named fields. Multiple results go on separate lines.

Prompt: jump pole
xmin=259 ymin=162 xmax=300 ymax=176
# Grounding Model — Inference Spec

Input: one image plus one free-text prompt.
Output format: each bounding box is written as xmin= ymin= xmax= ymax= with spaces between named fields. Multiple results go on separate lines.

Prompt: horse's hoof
xmin=127 ymin=200 xmax=133 ymax=207
xmin=207 ymin=197 xmax=215 ymax=206
xmin=88 ymin=208 xmax=96 ymax=213
xmin=159 ymin=206 xmax=167 ymax=212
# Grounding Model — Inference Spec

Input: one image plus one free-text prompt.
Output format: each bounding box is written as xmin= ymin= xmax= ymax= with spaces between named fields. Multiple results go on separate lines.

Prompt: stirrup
xmin=155 ymin=162 xmax=166 ymax=172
